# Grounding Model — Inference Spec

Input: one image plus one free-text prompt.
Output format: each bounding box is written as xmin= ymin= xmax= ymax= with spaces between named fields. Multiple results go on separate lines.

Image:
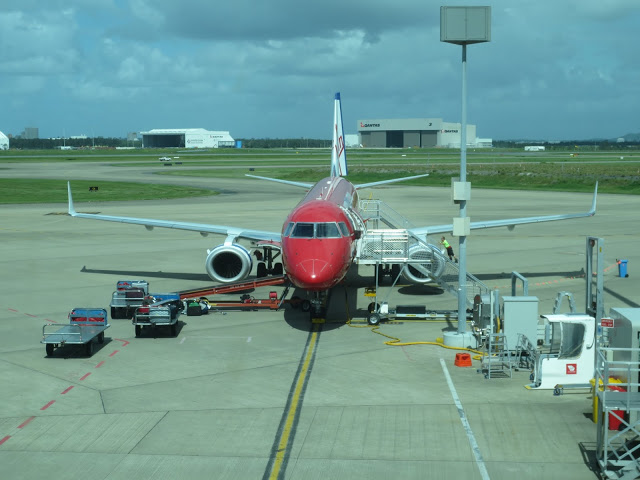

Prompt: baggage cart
xmin=109 ymin=280 xmax=149 ymax=319
xmin=132 ymin=294 xmax=181 ymax=337
xmin=41 ymin=308 xmax=110 ymax=357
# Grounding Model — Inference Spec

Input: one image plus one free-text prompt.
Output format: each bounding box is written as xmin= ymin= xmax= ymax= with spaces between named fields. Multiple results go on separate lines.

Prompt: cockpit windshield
xmin=316 ymin=222 xmax=340 ymax=238
xmin=291 ymin=223 xmax=315 ymax=238
xmin=287 ymin=222 xmax=345 ymax=239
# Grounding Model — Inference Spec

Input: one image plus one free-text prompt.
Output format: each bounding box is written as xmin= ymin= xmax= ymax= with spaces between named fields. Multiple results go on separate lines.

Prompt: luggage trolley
xmin=41 ymin=308 xmax=110 ymax=357
xmin=132 ymin=294 xmax=181 ymax=337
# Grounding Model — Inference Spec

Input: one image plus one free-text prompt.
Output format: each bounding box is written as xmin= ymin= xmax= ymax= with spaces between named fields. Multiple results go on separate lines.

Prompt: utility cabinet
xmin=501 ymin=296 xmax=539 ymax=351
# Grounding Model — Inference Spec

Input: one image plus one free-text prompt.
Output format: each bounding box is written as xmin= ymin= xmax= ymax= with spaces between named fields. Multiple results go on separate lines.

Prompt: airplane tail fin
xmin=331 ymin=92 xmax=347 ymax=177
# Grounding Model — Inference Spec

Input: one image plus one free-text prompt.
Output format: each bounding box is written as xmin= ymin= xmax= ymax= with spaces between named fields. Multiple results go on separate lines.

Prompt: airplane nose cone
xmin=291 ymin=259 xmax=336 ymax=290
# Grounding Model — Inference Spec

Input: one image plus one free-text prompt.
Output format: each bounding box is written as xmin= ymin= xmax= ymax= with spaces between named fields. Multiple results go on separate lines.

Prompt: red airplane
xmin=68 ymin=93 xmax=597 ymax=319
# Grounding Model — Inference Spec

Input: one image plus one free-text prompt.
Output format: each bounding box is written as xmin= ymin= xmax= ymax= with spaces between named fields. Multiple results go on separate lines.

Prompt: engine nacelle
xmin=402 ymin=243 xmax=446 ymax=284
xmin=205 ymin=244 xmax=253 ymax=283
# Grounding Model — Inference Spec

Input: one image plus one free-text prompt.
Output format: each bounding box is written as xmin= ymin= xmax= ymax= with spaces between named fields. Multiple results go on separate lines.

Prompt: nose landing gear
xmin=308 ymin=290 xmax=329 ymax=322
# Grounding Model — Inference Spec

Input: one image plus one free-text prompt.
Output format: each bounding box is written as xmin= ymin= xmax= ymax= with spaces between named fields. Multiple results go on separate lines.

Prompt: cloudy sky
xmin=1 ymin=0 xmax=639 ymax=141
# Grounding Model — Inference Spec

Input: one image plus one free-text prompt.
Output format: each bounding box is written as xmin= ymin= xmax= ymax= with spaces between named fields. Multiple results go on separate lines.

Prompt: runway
xmin=1 ymin=160 xmax=639 ymax=479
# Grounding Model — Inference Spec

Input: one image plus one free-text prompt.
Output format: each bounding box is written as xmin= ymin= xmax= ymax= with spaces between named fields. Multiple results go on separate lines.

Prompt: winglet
xmin=590 ymin=181 xmax=598 ymax=216
xmin=331 ymin=92 xmax=347 ymax=177
xmin=67 ymin=181 xmax=76 ymax=216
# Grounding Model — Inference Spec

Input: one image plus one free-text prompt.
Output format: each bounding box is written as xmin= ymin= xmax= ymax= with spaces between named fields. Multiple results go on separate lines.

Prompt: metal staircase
xmin=481 ymin=331 xmax=513 ymax=379
xmin=595 ymin=345 xmax=640 ymax=480
xmin=356 ymin=199 xmax=489 ymax=308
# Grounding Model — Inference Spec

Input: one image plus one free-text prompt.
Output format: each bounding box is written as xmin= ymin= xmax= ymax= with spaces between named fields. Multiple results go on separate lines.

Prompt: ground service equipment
xmin=110 ymin=280 xmax=149 ymax=319
xmin=41 ymin=308 xmax=110 ymax=357
xmin=132 ymin=293 xmax=182 ymax=337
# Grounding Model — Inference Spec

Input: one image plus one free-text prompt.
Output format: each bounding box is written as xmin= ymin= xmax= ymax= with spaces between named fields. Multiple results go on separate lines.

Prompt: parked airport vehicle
xmin=110 ymin=280 xmax=149 ymax=319
xmin=132 ymin=293 xmax=182 ymax=337
xmin=41 ymin=308 xmax=110 ymax=357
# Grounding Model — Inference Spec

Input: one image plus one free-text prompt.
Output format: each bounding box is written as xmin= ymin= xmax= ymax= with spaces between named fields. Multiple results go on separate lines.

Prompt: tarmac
xmin=1 ymin=158 xmax=639 ymax=479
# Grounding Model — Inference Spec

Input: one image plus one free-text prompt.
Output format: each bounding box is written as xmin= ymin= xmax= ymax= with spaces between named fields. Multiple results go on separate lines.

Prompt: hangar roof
xmin=141 ymin=128 xmax=226 ymax=135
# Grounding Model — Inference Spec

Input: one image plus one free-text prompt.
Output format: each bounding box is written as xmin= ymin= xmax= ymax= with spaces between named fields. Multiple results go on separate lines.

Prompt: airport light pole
xmin=440 ymin=6 xmax=491 ymax=345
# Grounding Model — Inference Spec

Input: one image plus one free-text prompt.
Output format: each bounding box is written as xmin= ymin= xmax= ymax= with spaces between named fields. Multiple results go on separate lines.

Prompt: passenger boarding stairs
xmin=356 ymin=199 xmax=489 ymax=308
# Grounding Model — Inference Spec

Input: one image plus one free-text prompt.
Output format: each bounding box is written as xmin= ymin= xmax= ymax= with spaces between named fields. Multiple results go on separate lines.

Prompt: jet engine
xmin=205 ymin=244 xmax=253 ymax=283
xmin=401 ymin=243 xmax=446 ymax=284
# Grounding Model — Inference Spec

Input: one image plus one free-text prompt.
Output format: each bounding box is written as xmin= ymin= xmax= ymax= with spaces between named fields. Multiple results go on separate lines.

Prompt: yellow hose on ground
xmin=343 ymin=290 xmax=486 ymax=357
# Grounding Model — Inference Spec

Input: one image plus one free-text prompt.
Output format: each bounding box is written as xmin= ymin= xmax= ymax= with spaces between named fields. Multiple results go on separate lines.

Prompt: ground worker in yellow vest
xmin=440 ymin=236 xmax=458 ymax=263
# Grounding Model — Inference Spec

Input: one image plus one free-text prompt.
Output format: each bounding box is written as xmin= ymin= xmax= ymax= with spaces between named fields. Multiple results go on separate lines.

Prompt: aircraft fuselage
xmin=281 ymin=176 xmax=361 ymax=291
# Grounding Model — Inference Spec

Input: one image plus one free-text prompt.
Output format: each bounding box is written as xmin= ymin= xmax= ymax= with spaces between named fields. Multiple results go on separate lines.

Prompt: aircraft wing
xmin=67 ymin=182 xmax=281 ymax=243
xmin=408 ymin=182 xmax=598 ymax=237
xmin=245 ymin=173 xmax=431 ymax=190
xmin=355 ymin=173 xmax=430 ymax=189
xmin=245 ymin=174 xmax=313 ymax=189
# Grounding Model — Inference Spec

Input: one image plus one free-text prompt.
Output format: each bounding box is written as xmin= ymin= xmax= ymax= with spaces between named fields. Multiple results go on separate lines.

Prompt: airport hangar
xmin=356 ymin=118 xmax=492 ymax=148
xmin=140 ymin=128 xmax=235 ymax=149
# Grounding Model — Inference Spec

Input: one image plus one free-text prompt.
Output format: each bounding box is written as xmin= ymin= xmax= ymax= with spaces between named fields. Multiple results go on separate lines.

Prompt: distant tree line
xmin=8 ymin=137 xmax=126 ymax=149
xmin=237 ymin=138 xmax=331 ymax=148
xmin=493 ymin=140 xmax=640 ymax=150
xmin=8 ymin=137 xmax=638 ymax=151
xmin=6 ymin=137 xmax=331 ymax=150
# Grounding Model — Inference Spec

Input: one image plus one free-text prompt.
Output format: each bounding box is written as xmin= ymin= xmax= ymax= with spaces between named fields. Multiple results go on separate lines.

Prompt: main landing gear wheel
xmin=300 ymin=300 xmax=311 ymax=312
xmin=290 ymin=296 xmax=301 ymax=309
xmin=257 ymin=262 xmax=267 ymax=278
xmin=367 ymin=302 xmax=380 ymax=313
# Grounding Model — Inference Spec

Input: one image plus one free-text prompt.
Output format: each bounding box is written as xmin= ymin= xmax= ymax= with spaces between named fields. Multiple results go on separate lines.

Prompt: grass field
xmin=0 ymin=179 xmax=216 ymax=204
xmin=1 ymin=147 xmax=639 ymax=203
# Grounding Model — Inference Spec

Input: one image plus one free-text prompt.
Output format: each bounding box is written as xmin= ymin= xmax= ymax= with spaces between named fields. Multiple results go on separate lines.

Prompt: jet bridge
xmin=356 ymin=199 xmax=490 ymax=313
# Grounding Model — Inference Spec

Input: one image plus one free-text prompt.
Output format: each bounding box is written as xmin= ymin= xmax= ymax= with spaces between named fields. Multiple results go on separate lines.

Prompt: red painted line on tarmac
xmin=25 ymin=313 xmax=38 ymax=317
xmin=8 ymin=308 xmax=18 ymax=312
xmin=114 ymin=339 xmax=130 ymax=347
xmin=79 ymin=372 xmax=91 ymax=381
xmin=61 ymin=386 xmax=74 ymax=394
xmin=0 ymin=436 xmax=11 ymax=446
xmin=41 ymin=400 xmax=55 ymax=410
xmin=109 ymin=350 xmax=119 ymax=357
xmin=18 ymin=416 xmax=35 ymax=429
xmin=95 ymin=361 xmax=105 ymax=368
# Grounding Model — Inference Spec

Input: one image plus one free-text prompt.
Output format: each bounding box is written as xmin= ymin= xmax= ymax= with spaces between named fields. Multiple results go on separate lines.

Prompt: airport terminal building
xmin=140 ymin=128 xmax=235 ymax=149
xmin=357 ymin=118 xmax=491 ymax=148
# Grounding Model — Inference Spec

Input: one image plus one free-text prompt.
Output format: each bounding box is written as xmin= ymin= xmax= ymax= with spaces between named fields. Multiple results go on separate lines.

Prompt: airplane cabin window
xmin=291 ymin=222 xmax=314 ymax=238
xmin=316 ymin=222 xmax=341 ymax=238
